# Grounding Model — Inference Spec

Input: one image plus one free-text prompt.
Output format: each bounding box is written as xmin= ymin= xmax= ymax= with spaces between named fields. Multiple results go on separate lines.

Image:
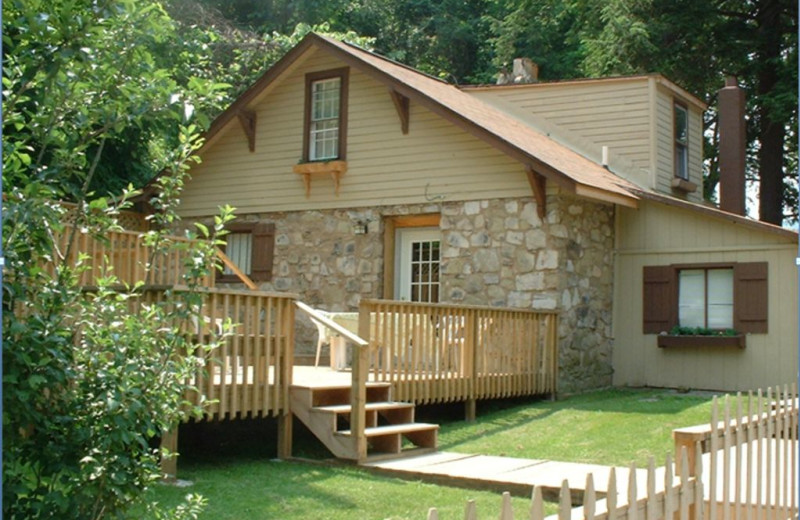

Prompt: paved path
xmin=362 ymin=451 xmax=658 ymax=504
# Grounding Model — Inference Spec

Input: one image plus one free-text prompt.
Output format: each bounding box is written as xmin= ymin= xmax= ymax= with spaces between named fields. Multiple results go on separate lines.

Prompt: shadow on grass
xmin=172 ymin=388 xmax=714 ymax=467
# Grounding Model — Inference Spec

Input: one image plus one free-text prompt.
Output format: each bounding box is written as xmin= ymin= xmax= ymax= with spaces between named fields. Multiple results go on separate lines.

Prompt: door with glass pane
xmin=395 ymin=228 xmax=440 ymax=302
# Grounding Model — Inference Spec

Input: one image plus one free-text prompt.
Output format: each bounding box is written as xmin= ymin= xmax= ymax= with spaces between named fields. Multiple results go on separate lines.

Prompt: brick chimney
xmin=718 ymin=76 xmax=746 ymax=216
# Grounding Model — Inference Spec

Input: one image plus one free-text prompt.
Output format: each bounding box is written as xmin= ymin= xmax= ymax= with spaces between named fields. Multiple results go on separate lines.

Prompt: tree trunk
xmin=755 ymin=0 xmax=787 ymax=225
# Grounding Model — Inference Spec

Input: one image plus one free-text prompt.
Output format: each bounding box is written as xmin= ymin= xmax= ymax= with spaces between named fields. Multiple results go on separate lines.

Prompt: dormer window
xmin=303 ymin=68 xmax=349 ymax=162
xmin=673 ymin=102 xmax=689 ymax=180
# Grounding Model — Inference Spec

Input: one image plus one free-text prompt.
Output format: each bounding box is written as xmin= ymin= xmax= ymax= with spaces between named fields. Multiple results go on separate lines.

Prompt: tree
xmin=491 ymin=0 xmax=798 ymax=225
xmin=2 ymin=0 xmax=231 ymax=517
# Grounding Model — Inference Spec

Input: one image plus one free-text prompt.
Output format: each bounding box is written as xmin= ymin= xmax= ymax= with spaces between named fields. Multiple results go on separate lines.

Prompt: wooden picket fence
xmin=426 ymin=384 xmax=799 ymax=520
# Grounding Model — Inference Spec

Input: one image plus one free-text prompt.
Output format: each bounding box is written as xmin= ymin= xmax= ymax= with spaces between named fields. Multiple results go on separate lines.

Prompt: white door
xmin=395 ymin=228 xmax=440 ymax=302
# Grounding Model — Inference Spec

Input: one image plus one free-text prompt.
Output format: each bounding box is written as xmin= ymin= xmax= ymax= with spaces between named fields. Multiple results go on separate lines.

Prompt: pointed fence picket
xmin=426 ymin=384 xmax=797 ymax=520
xmin=426 ymin=448 xmax=702 ymax=520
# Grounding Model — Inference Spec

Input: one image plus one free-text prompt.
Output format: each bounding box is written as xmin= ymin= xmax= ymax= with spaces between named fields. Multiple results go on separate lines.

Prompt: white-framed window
xmin=309 ymin=77 xmax=341 ymax=161
xmin=222 ymin=232 xmax=252 ymax=276
xmin=304 ymin=68 xmax=348 ymax=162
xmin=395 ymin=227 xmax=440 ymax=303
xmin=674 ymin=102 xmax=689 ymax=180
xmin=678 ymin=268 xmax=734 ymax=329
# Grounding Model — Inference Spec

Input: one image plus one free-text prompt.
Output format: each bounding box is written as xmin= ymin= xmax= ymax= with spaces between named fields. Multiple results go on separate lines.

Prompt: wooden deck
xmin=60 ymin=226 xmax=560 ymax=470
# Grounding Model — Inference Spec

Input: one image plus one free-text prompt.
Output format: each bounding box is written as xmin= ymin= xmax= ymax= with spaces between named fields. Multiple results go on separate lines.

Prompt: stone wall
xmin=201 ymin=195 xmax=615 ymax=392
xmin=438 ymin=196 xmax=615 ymax=393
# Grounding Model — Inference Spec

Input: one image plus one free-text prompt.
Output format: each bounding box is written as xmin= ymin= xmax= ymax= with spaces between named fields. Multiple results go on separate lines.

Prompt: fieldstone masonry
xmin=206 ymin=195 xmax=615 ymax=393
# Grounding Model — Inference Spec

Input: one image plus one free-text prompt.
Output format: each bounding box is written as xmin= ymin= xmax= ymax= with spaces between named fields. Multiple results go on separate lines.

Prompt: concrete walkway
xmin=362 ymin=451 xmax=658 ymax=504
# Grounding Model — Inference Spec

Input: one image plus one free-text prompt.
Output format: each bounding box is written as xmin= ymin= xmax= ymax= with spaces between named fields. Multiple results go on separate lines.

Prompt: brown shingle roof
xmin=313 ymin=34 xmax=639 ymax=206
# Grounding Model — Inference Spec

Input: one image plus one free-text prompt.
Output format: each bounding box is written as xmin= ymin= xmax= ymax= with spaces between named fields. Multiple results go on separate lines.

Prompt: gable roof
xmin=201 ymin=33 xmax=640 ymax=208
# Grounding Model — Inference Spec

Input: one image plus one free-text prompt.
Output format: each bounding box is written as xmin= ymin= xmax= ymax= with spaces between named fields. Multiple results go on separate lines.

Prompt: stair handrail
xmin=294 ymin=301 xmax=368 ymax=348
xmin=215 ymin=248 xmax=258 ymax=290
xmin=295 ymin=301 xmax=370 ymax=461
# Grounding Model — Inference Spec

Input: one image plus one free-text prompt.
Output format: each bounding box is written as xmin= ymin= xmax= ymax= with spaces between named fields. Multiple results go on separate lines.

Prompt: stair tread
xmin=313 ymin=402 xmax=414 ymax=413
xmin=336 ymin=423 xmax=439 ymax=437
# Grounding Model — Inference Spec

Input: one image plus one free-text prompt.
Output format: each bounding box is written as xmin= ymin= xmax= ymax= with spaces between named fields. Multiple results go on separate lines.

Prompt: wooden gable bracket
xmin=389 ymin=89 xmax=410 ymax=135
xmin=237 ymin=109 xmax=257 ymax=152
xmin=526 ymin=167 xmax=547 ymax=219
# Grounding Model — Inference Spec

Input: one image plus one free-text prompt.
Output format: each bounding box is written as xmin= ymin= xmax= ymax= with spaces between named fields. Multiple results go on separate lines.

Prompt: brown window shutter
xmin=643 ymin=266 xmax=676 ymax=334
xmin=734 ymin=262 xmax=768 ymax=333
xmin=250 ymin=223 xmax=275 ymax=282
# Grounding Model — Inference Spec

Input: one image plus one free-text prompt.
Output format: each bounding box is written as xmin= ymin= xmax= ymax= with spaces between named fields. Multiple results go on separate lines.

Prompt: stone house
xmin=172 ymin=33 xmax=797 ymax=393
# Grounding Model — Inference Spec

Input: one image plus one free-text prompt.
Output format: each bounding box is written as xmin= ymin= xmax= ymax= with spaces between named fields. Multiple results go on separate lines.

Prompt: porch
xmin=60 ymin=224 xmax=559 ymax=472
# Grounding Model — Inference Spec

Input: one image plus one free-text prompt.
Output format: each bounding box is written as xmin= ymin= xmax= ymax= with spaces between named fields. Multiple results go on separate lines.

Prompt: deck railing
xmin=54 ymin=224 xmax=215 ymax=288
xmin=138 ymin=286 xmax=295 ymax=421
xmin=357 ymin=299 xmax=559 ymax=406
xmin=180 ymin=287 xmax=297 ymax=421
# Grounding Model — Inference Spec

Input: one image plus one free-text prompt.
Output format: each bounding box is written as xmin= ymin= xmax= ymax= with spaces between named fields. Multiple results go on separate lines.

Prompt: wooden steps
xmin=290 ymin=382 xmax=438 ymax=461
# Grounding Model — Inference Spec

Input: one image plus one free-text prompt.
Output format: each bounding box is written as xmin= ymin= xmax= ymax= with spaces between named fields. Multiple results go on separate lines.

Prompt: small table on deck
xmin=327 ymin=312 xmax=360 ymax=370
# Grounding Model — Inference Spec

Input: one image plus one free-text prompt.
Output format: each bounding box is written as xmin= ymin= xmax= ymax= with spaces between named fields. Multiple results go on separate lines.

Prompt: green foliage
xmin=668 ymin=325 xmax=740 ymax=337
xmin=2 ymin=0 xmax=234 ymax=517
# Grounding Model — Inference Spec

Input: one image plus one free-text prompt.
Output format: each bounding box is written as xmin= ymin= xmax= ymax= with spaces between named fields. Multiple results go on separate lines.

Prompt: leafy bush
xmin=2 ymin=1 xmax=232 ymax=517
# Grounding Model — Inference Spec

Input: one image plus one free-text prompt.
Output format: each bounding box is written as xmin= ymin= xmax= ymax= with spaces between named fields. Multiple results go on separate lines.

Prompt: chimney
xmin=718 ymin=76 xmax=746 ymax=216
xmin=497 ymin=58 xmax=539 ymax=85
xmin=512 ymin=58 xmax=538 ymax=83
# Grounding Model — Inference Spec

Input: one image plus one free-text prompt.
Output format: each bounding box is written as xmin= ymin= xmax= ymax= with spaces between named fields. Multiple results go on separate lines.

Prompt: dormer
xmin=462 ymin=74 xmax=707 ymax=203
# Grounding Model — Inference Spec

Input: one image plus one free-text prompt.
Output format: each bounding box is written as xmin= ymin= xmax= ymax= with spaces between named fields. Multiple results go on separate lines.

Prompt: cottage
xmin=174 ymin=32 xmax=797 ymax=396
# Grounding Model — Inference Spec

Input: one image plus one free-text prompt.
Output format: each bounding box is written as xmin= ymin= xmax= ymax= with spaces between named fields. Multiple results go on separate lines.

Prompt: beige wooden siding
xmin=612 ymin=201 xmax=798 ymax=391
xmin=177 ymin=48 xmax=530 ymax=218
xmin=469 ymin=79 xmax=652 ymax=187
xmin=654 ymin=85 xmax=704 ymax=203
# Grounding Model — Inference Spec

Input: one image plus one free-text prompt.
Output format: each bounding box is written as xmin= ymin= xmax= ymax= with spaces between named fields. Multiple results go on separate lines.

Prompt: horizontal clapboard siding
xmin=654 ymin=85 xmax=704 ymax=202
xmin=178 ymin=49 xmax=529 ymax=218
xmin=471 ymin=80 xmax=652 ymax=176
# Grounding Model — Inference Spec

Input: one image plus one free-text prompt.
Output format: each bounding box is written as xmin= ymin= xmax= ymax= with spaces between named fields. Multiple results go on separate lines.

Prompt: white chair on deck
xmin=310 ymin=310 xmax=334 ymax=367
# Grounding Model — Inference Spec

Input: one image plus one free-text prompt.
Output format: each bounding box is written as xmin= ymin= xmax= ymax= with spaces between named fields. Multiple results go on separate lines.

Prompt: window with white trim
xmin=303 ymin=68 xmax=348 ymax=162
xmin=222 ymin=232 xmax=253 ymax=277
xmin=674 ymin=102 xmax=689 ymax=180
xmin=678 ymin=268 xmax=733 ymax=329
xmin=309 ymin=77 xmax=341 ymax=160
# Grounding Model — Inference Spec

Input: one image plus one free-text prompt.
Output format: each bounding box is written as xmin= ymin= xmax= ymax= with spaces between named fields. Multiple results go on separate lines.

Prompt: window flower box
xmin=657 ymin=334 xmax=746 ymax=349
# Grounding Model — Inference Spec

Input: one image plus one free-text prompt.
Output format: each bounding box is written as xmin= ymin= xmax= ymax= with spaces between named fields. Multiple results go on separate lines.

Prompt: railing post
xmin=673 ymin=430 xmax=704 ymax=479
xmin=352 ymin=303 xmax=370 ymax=461
xmin=160 ymin=427 xmax=179 ymax=482
xmin=277 ymin=297 xmax=295 ymax=459
xmin=465 ymin=310 xmax=478 ymax=421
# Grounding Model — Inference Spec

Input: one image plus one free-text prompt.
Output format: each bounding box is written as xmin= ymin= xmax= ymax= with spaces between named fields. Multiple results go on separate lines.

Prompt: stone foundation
xmin=197 ymin=195 xmax=615 ymax=392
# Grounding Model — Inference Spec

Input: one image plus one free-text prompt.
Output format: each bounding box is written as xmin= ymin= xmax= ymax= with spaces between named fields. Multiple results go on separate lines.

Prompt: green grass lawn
xmin=149 ymin=387 xmax=716 ymax=519
xmin=435 ymin=387 xmax=716 ymax=468
xmin=150 ymin=459 xmax=539 ymax=519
